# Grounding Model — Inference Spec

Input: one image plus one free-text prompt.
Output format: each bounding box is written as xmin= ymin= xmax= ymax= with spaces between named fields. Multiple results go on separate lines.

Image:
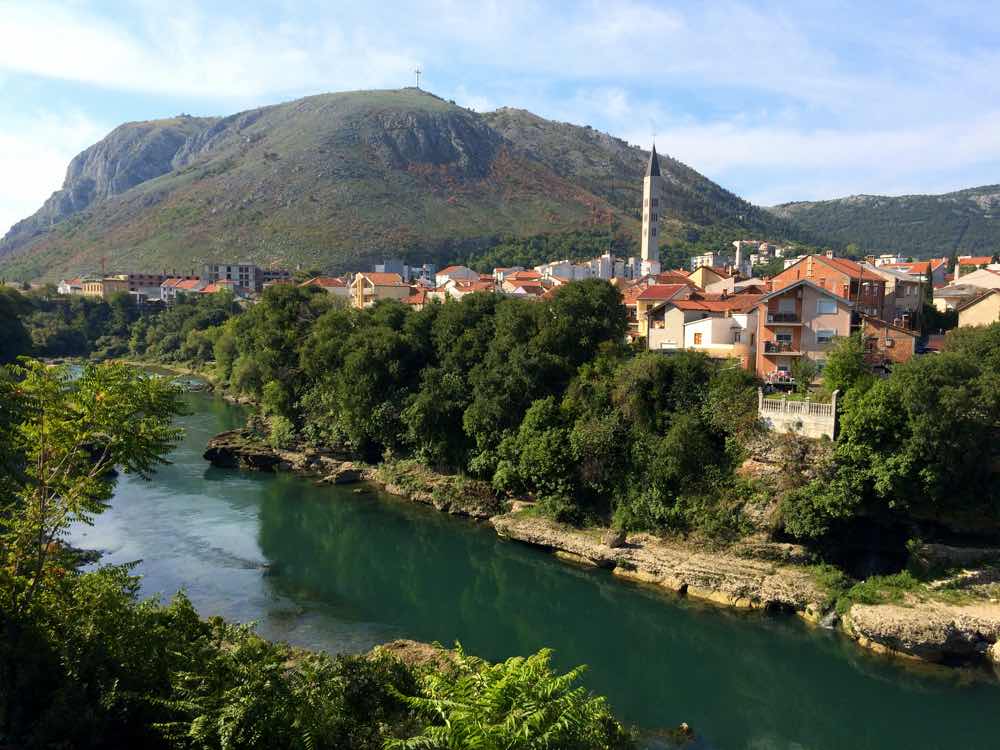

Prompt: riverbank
xmin=203 ymin=426 xmax=1000 ymax=672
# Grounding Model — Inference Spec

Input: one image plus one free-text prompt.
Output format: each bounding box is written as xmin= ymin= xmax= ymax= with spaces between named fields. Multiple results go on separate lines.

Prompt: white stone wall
xmin=758 ymin=389 xmax=839 ymax=440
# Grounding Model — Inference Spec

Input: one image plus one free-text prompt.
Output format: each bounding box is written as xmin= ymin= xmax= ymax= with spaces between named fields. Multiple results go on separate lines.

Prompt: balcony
xmin=763 ymin=341 xmax=803 ymax=356
xmin=766 ymin=312 xmax=801 ymax=325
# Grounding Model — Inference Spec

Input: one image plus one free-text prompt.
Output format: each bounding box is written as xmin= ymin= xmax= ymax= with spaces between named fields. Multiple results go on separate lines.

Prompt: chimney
xmin=826 ymin=250 xmax=835 ymax=259
xmin=954 ymin=261 xmax=961 ymax=280
xmin=865 ymin=255 xmax=876 ymax=266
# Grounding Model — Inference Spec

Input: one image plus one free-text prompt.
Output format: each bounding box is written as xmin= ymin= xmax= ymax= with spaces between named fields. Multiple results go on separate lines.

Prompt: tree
xmin=789 ymin=357 xmax=819 ymax=395
xmin=821 ymin=334 xmax=870 ymax=396
xmin=0 ymin=288 xmax=31 ymax=363
xmin=0 ymin=361 xmax=184 ymax=617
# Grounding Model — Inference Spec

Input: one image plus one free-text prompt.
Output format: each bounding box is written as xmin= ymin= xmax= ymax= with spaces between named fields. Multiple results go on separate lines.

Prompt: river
xmin=68 ymin=391 xmax=1000 ymax=749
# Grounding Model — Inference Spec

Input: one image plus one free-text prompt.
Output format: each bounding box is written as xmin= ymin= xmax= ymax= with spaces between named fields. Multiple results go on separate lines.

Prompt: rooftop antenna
xmin=414 ymin=67 xmax=422 ymax=88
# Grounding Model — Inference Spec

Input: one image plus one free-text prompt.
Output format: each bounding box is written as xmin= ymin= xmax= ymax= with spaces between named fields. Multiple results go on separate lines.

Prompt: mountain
xmin=769 ymin=186 xmax=1000 ymax=259
xmin=0 ymin=88 xmax=808 ymax=281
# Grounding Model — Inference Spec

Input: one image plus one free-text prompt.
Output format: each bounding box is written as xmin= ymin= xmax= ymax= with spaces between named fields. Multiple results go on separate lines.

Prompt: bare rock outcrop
xmin=491 ymin=512 xmax=823 ymax=611
xmin=844 ymin=600 xmax=1000 ymax=662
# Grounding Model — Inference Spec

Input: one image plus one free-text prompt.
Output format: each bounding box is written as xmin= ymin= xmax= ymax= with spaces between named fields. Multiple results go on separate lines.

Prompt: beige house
xmin=646 ymin=294 xmax=760 ymax=372
xmin=81 ymin=276 xmax=130 ymax=299
xmin=953 ymin=268 xmax=1000 ymax=291
xmin=957 ymin=290 xmax=1000 ymax=328
xmin=300 ymin=276 xmax=350 ymax=298
xmin=635 ymin=284 xmax=693 ymax=338
xmin=435 ymin=265 xmax=479 ymax=287
xmin=754 ymin=279 xmax=853 ymax=384
xmin=688 ymin=266 xmax=732 ymax=292
xmin=351 ymin=272 xmax=409 ymax=308
xmin=933 ymin=283 xmax=989 ymax=312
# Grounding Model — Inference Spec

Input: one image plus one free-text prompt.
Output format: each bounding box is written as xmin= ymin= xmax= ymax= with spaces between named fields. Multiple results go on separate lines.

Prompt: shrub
xmin=268 ymin=415 xmax=295 ymax=449
xmin=387 ymin=645 xmax=634 ymax=750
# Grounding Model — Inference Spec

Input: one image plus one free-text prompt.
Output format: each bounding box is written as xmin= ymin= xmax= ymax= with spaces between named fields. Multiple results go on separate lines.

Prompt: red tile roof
xmin=636 ymin=283 xmax=689 ymax=301
xmin=162 ymin=277 xmax=203 ymax=289
xmin=437 ymin=265 xmax=472 ymax=275
xmin=507 ymin=270 xmax=543 ymax=280
xmin=300 ymin=276 xmax=346 ymax=288
xmin=653 ymin=271 xmax=696 ymax=285
xmin=930 ymin=258 xmax=950 ymax=271
xmin=817 ymin=255 xmax=884 ymax=282
xmin=883 ymin=261 xmax=932 ymax=274
xmin=359 ymin=272 xmax=404 ymax=286
xmin=958 ymin=256 xmax=994 ymax=266
xmin=404 ymin=289 xmax=429 ymax=305
xmin=671 ymin=294 xmax=762 ymax=313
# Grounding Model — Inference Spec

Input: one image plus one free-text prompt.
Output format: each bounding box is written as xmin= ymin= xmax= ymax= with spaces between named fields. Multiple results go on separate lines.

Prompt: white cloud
xmin=0 ymin=2 xmax=419 ymax=98
xmin=0 ymin=0 xmax=998 ymax=219
xmin=0 ymin=111 xmax=107 ymax=238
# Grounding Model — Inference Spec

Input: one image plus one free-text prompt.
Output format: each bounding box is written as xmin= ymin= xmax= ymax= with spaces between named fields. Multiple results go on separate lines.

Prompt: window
xmin=693 ymin=332 xmax=703 ymax=345
xmin=652 ymin=227 xmax=657 ymax=237
xmin=652 ymin=198 xmax=659 ymax=208
xmin=652 ymin=213 xmax=658 ymax=222
xmin=815 ymin=359 xmax=827 ymax=371
xmin=777 ymin=365 xmax=790 ymax=374
xmin=750 ymin=333 xmax=755 ymax=346
xmin=732 ymin=330 xmax=742 ymax=344
xmin=776 ymin=331 xmax=793 ymax=344
xmin=816 ymin=299 xmax=837 ymax=315
xmin=817 ymin=329 xmax=834 ymax=344
xmin=778 ymin=298 xmax=796 ymax=314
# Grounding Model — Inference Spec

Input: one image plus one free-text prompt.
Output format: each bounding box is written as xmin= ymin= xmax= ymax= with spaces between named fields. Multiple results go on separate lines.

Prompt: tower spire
xmin=645 ymin=143 xmax=661 ymax=178
xmin=640 ymin=143 xmax=663 ymax=276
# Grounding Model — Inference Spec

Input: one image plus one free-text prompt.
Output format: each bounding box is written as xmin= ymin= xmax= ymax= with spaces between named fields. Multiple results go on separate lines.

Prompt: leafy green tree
xmin=821 ymin=334 xmax=871 ymax=396
xmin=790 ymin=357 xmax=819 ymax=395
xmin=0 ymin=288 xmax=32 ymax=362
xmin=533 ymin=279 xmax=627 ymax=370
xmin=0 ymin=361 xmax=184 ymax=616
xmin=832 ymin=351 xmax=1000 ymax=526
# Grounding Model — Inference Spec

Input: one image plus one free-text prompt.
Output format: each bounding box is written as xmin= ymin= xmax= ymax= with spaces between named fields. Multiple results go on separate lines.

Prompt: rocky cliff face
xmin=1 ymin=116 xmax=215 ymax=256
xmin=0 ymin=88 xmax=806 ymax=280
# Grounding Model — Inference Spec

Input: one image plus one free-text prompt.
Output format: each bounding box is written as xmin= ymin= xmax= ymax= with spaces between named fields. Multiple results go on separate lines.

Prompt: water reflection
xmin=68 ymin=392 xmax=1000 ymax=750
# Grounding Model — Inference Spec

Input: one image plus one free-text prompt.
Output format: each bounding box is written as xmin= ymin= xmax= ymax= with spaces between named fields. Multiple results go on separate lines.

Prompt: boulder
xmin=603 ymin=528 xmax=628 ymax=548
xmin=988 ymin=640 xmax=1000 ymax=665
xmin=203 ymin=429 xmax=282 ymax=471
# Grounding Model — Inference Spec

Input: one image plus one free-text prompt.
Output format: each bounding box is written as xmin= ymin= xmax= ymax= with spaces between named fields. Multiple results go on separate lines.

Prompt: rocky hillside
xmin=770 ymin=186 xmax=1000 ymax=259
xmin=1 ymin=88 xmax=808 ymax=280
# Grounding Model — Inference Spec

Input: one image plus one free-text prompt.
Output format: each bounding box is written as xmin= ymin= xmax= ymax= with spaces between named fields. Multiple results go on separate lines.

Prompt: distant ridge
xmin=769 ymin=185 xmax=1000 ymax=258
xmin=1 ymin=88 xmax=808 ymax=280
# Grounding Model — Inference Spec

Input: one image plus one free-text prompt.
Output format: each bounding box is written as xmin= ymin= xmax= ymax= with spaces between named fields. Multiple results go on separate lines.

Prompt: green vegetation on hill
xmin=1 ymin=88 xmax=814 ymax=281
xmin=770 ymin=185 xmax=1000 ymax=258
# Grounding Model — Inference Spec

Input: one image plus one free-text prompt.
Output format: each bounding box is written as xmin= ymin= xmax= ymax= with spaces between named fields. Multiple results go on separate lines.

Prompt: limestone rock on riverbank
xmin=844 ymin=599 xmax=1000 ymax=663
xmin=203 ymin=429 xmax=358 ymax=478
xmin=491 ymin=511 xmax=823 ymax=610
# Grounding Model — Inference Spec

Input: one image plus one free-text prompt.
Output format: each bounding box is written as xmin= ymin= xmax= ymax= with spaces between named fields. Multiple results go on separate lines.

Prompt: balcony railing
xmin=764 ymin=341 xmax=797 ymax=353
xmin=766 ymin=312 xmax=800 ymax=324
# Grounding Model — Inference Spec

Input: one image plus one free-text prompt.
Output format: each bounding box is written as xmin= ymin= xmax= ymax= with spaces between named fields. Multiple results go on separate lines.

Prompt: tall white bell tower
xmin=640 ymin=145 xmax=663 ymax=277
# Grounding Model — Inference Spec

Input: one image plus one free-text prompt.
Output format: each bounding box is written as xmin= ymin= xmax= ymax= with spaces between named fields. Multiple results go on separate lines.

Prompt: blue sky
xmin=2 ymin=0 xmax=999 ymax=237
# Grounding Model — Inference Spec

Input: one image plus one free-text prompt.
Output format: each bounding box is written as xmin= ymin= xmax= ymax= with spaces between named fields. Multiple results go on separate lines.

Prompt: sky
xmin=1 ymin=0 xmax=999 ymax=237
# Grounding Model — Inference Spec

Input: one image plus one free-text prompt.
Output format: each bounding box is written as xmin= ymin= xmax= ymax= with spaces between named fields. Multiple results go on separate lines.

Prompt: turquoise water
xmin=68 ymin=392 xmax=1000 ymax=749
